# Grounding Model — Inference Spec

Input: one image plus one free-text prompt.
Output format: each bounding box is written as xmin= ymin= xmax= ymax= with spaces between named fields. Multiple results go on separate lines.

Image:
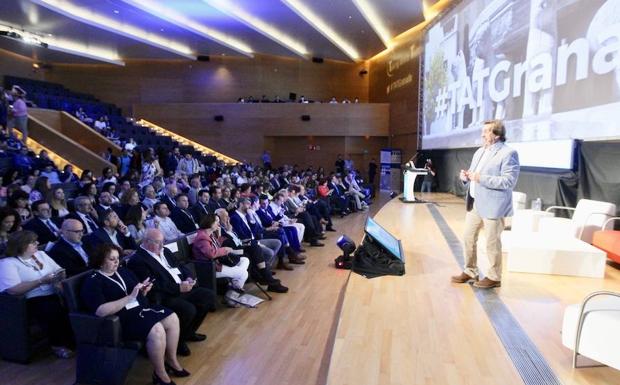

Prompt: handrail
xmin=573 ymin=291 xmax=620 ymax=368
xmin=602 ymin=217 xmax=620 ymax=230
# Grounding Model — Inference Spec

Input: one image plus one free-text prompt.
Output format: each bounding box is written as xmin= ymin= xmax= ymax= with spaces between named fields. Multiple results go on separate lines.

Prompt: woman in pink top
xmin=10 ymin=87 xmax=28 ymax=143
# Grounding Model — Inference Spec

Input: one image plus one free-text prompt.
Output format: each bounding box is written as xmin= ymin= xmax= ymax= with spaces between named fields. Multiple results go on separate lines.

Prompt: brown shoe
xmin=473 ymin=277 xmax=501 ymax=289
xmin=295 ymin=254 xmax=307 ymax=260
xmin=276 ymin=261 xmax=294 ymax=271
xmin=450 ymin=272 xmax=478 ymax=283
xmin=289 ymin=257 xmax=306 ymax=265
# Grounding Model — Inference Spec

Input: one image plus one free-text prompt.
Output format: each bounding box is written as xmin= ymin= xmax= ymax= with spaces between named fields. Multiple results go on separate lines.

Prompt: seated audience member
xmin=298 ymin=185 xmax=334 ymax=231
xmin=75 ymin=107 xmax=93 ymax=124
xmin=79 ymin=169 xmax=94 ymax=187
xmin=192 ymin=214 xmax=250 ymax=303
xmin=249 ymin=197 xmax=304 ymax=270
xmin=81 ymin=182 xmax=98 ymax=205
xmin=67 ymin=196 xmax=100 ymax=235
xmin=115 ymin=188 xmax=140 ymax=221
xmin=0 ymin=207 xmax=21 ymax=255
xmin=20 ymin=174 xmax=36 ymax=194
xmin=170 ymin=194 xmax=198 ymax=234
xmin=214 ymin=208 xmax=287 ymax=293
xmin=93 ymin=116 xmax=108 ymax=132
xmin=207 ymin=186 xmax=226 ymax=213
xmin=190 ymin=189 xmax=210 ymax=223
xmin=145 ymin=202 xmax=184 ymax=242
xmin=94 ymin=191 xmax=116 ymax=219
xmin=13 ymin=147 xmax=33 ymax=175
xmin=8 ymin=189 xmax=32 ymax=223
xmin=48 ymin=219 xmax=90 ymax=277
xmin=268 ymin=192 xmax=306 ymax=248
xmin=229 ymin=198 xmax=282 ymax=266
xmin=0 ymin=231 xmax=74 ymax=358
xmin=85 ymin=209 xmax=136 ymax=257
xmin=59 ymin=165 xmax=79 ymax=184
xmin=49 ymin=186 xmax=70 ymax=219
xmin=283 ymin=188 xmax=325 ymax=247
xmin=220 ymin=187 xmax=235 ymax=211
xmin=81 ymin=244 xmax=189 ymax=384
xmin=23 ymin=200 xmax=60 ymax=244
xmin=98 ymin=167 xmax=117 ymax=188
xmin=187 ymin=175 xmax=202 ymax=206
xmin=40 ymin=164 xmax=61 ymax=185
xmin=257 ymin=194 xmax=303 ymax=253
xmin=142 ymin=184 xmax=160 ymax=211
xmin=328 ymin=174 xmax=352 ymax=214
xmin=30 ymin=175 xmax=51 ymax=203
xmin=101 ymin=182 xmax=121 ymax=204
xmin=127 ymin=228 xmax=217 ymax=357
xmin=117 ymin=179 xmax=132 ymax=201
xmin=160 ymin=183 xmax=178 ymax=211
xmin=125 ymin=204 xmax=148 ymax=245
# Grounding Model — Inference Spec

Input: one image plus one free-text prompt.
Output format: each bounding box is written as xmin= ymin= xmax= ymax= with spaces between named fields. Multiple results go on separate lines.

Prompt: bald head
xmin=142 ymin=228 xmax=165 ymax=254
xmin=61 ymin=218 xmax=84 ymax=243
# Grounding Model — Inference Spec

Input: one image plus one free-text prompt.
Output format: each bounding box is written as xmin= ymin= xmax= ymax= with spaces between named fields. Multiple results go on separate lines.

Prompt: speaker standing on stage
xmin=451 ymin=120 xmax=520 ymax=289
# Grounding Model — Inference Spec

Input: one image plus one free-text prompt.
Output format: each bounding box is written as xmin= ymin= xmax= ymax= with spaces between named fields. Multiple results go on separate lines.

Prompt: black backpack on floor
xmin=352 ymin=236 xmax=405 ymax=279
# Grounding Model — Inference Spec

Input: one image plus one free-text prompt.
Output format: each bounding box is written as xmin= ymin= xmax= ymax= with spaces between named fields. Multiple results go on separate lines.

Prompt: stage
xmin=326 ymin=193 xmax=620 ymax=385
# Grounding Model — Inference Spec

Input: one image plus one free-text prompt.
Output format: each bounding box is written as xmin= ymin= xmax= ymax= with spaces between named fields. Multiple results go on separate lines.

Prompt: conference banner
xmin=421 ymin=0 xmax=620 ymax=149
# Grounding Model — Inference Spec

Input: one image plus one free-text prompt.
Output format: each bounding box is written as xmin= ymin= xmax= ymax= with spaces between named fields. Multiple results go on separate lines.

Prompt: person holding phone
xmin=0 ymin=230 xmax=74 ymax=358
xmin=82 ymin=244 xmax=187 ymax=385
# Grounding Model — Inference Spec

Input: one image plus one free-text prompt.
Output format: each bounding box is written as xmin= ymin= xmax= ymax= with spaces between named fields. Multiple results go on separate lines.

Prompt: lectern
xmin=401 ymin=162 xmax=428 ymax=203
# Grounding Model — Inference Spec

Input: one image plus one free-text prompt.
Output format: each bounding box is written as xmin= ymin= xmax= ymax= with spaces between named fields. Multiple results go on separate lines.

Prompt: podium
xmin=400 ymin=165 xmax=428 ymax=203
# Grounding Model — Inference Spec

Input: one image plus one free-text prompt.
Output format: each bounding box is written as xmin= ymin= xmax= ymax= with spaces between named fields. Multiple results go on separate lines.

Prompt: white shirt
xmin=146 ymin=216 xmax=184 ymax=242
xmin=77 ymin=212 xmax=98 ymax=234
xmin=470 ymin=149 xmax=492 ymax=199
xmin=140 ymin=246 xmax=182 ymax=284
xmin=0 ymin=251 xmax=61 ymax=299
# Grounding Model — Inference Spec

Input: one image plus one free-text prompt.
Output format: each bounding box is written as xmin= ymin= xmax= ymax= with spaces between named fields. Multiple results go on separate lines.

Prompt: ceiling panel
xmin=0 ymin=0 xmax=428 ymax=64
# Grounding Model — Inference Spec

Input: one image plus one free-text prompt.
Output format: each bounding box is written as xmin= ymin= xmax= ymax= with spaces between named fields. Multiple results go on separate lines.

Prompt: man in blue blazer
xmin=451 ymin=120 xmax=520 ymax=289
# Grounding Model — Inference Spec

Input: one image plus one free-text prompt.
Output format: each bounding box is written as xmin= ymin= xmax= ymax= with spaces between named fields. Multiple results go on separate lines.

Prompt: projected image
xmin=421 ymin=0 xmax=620 ymax=149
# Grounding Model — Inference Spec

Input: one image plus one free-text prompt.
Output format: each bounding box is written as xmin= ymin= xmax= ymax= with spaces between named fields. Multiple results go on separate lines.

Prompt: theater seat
xmin=62 ymin=270 xmax=140 ymax=385
xmin=0 ymin=293 xmax=47 ymax=363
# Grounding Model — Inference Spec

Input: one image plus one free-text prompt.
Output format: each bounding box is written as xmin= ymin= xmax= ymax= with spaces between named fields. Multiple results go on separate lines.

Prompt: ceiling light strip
xmin=203 ymin=0 xmax=308 ymax=59
xmin=282 ymin=0 xmax=360 ymax=61
xmin=31 ymin=0 xmax=196 ymax=60
xmin=0 ymin=23 xmax=125 ymax=65
xmin=351 ymin=0 xmax=391 ymax=48
xmin=121 ymin=0 xmax=253 ymax=57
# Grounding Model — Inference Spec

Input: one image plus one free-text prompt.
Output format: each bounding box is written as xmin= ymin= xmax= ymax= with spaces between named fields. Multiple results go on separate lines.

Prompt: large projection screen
xmin=421 ymin=0 xmax=620 ymax=150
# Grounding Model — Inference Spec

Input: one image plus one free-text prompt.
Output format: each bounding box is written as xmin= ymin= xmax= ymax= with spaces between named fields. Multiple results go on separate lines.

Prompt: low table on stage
xmin=400 ymin=165 xmax=427 ymax=203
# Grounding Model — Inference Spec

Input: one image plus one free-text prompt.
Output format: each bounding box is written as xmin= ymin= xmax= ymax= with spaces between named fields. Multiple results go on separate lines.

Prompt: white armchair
xmin=539 ymin=199 xmax=616 ymax=244
xmin=562 ymin=291 xmax=620 ymax=369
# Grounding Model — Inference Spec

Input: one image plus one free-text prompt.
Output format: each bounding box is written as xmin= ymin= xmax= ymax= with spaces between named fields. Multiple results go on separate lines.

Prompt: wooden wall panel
xmin=0 ymin=49 xmax=45 ymax=84
xmin=41 ymin=54 xmax=369 ymax=114
xmin=133 ymin=103 xmax=389 ymax=165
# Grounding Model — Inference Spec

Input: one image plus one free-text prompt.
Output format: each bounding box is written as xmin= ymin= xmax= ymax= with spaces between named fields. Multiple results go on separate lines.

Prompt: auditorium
xmin=1 ymin=1 xmax=619 ymax=385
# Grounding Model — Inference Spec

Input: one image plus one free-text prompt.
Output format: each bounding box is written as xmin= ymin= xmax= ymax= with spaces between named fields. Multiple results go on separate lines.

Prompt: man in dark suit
xmin=206 ymin=186 xmax=226 ymax=213
xmin=66 ymin=196 xmax=100 ymax=235
xmin=170 ymin=194 xmax=198 ymax=234
xmin=23 ymin=200 xmax=60 ymax=244
xmin=94 ymin=191 xmax=115 ymax=219
xmin=84 ymin=209 xmax=137 ymax=257
xmin=160 ymin=183 xmax=178 ymax=211
xmin=48 ymin=218 xmax=91 ymax=277
xmin=127 ymin=228 xmax=216 ymax=356
xmin=190 ymin=189 xmax=211 ymax=224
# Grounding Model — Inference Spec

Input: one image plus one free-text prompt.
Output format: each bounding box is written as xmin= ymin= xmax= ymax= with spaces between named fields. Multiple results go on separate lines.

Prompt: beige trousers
xmin=463 ymin=207 xmax=505 ymax=281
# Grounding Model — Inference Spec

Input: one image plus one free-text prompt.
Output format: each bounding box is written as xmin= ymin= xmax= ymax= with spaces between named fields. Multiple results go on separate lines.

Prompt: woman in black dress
xmin=81 ymin=244 xmax=190 ymax=385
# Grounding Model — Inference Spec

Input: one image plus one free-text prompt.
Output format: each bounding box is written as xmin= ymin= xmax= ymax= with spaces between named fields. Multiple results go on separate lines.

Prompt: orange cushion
xmin=593 ymin=230 xmax=620 ymax=263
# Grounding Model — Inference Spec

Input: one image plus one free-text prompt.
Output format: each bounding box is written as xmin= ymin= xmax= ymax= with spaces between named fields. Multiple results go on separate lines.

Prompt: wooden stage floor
xmin=327 ymin=193 xmax=620 ymax=385
xmin=2 ymin=193 xmax=620 ymax=385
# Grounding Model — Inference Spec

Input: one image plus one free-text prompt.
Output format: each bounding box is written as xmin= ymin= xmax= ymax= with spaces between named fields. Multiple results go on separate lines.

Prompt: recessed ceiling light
xmin=47 ymin=33 xmax=53 ymax=36
xmin=348 ymin=15 xmax=352 ymax=19
xmin=160 ymin=28 xmax=164 ymax=31
xmin=113 ymin=9 xmax=119 ymax=14
xmin=352 ymin=0 xmax=391 ymax=47
xmin=31 ymin=0 xmax=195 ymax=59
xmin=204 ymin=0 xmax=307 ymax=58
xmin=281 ymin=0 xmax=360 ymax=61
xmin=121 ymin=0 xmax=253 ymax=57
